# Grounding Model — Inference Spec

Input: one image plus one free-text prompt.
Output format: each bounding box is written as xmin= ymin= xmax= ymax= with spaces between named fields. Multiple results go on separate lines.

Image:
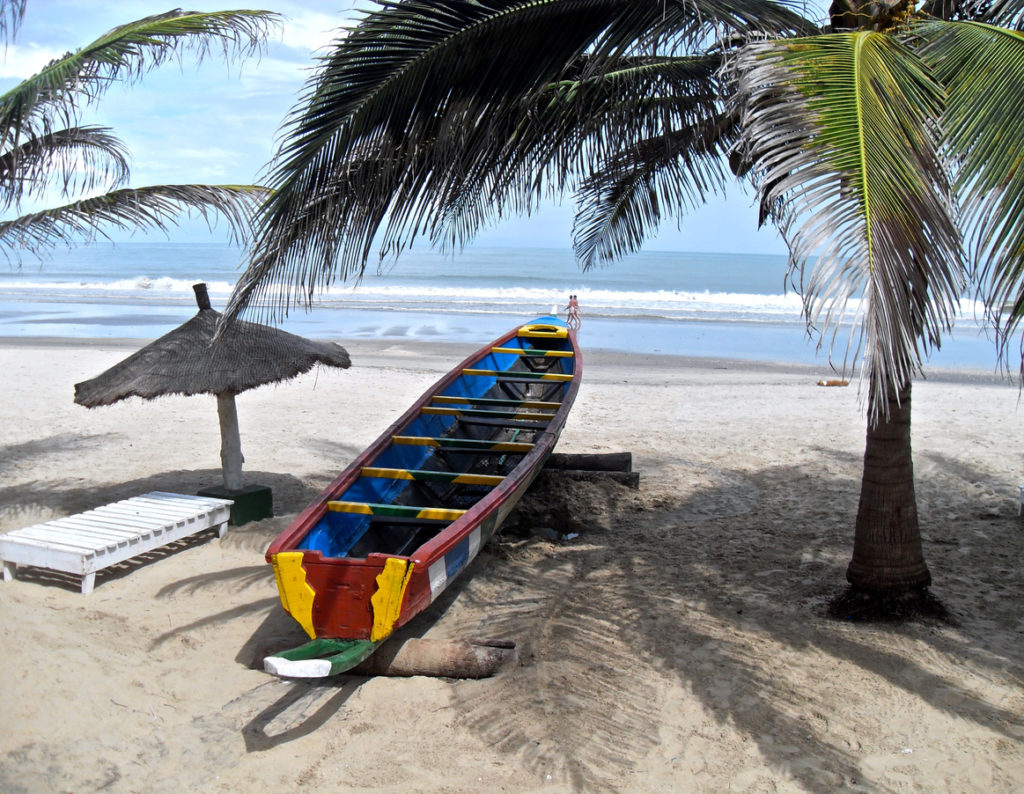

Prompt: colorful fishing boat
xmin=264 ymin=316 xmax=581 ymax=677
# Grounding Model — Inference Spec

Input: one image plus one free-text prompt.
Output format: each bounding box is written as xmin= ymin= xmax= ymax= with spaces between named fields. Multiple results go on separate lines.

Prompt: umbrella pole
xmin=217 ymin=392 xmax=244 ymax=491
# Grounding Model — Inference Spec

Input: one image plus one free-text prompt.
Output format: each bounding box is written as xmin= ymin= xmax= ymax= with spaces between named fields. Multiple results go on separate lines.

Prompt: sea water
xmin=0 ymin=241 xmax=1004 ymax=371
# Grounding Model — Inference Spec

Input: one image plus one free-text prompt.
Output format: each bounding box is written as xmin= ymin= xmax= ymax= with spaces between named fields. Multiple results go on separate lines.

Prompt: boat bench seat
xmin=491 ymin=346 xmax=573 ymax=358
xmin=328 ymin=500 xmax=465 ymax=522
xmin=392 ymin=435 xmax=534 ymax=452
xmin=0 ymin=492 xmax=233 ymax=594
xmin=422 ymin=405 xmax=555 ymax=421
xmin=432 ymin=395 xmax=561 ymax=410
xmin=462 ymin=368 xmax=573 ymax=382
xmin=361 ymin=466 xmax=504 ymax=486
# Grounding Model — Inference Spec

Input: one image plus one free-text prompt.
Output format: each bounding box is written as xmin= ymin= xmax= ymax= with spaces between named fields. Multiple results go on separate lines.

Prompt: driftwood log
xmin=546 ymin=451 xmax=632 ymax=472
xmin=350 ymin=638 xmax=517 ymax=678
xmin=542 ymin=451 xmax=639 ymax=488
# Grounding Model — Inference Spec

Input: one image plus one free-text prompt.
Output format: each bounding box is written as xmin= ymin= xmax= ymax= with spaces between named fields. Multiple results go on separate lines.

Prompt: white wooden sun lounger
xmin=0 ymin=492 xmax=233 ymax=594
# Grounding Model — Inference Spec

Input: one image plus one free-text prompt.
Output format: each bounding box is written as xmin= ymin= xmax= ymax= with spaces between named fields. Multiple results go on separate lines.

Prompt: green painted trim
xmin=272 ymin=638 xmax=377 ymax=676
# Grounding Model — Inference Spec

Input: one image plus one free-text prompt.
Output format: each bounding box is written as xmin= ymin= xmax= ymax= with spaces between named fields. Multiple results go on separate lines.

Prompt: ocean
xmin=0 ymin=241 xmax=1003 ymax=371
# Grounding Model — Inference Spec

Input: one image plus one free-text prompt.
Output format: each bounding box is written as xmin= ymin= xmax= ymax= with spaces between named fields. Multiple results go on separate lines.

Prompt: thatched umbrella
xmin=74 ymin=283 xmax=351 ymax=492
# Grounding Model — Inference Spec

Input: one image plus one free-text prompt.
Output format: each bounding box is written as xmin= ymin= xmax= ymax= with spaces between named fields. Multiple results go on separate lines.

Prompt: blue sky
xmin=2 ymin=1 xmax=787 ymax=255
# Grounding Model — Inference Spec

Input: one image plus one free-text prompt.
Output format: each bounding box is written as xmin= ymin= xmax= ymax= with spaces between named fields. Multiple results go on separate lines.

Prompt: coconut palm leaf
xmin=0 ymin=0 xmax=24 ymax=46
xmin=0 ymin=183 xmax=267 ymax=256
xmin=728 ymin=32 xmax=964 ymax=420
xmin=431 ymin=53 xmax=730 ymax=263
xmin=917 ymin=20 xmax=1024 ymax=365
xmin=0 ymin=9 xmax=278 ymax=151
xmin=0 ymin=126 xmax=130 ymax=208
xmin=228 ymin=0 xmax=815 ymax=324
xmin=572 ymin=120 xmax=733 ymax=269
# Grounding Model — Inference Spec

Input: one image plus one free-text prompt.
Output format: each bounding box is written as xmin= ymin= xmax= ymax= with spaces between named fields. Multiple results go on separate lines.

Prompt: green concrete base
xmin=197 ymin=484 xmax=273 ymax=525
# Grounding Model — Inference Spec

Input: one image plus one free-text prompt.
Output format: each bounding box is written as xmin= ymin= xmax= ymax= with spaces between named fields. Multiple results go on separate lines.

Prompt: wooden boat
xmin=264 ymin=316 xmax=581 ymax=677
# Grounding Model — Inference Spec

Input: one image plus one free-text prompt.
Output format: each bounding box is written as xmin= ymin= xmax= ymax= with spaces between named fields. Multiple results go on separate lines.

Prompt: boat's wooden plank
xmin=452 ymin=416 xmax=549 ymax=430
xmin=327 ymin=501 xmax=466 ymax=522
xmin=462 ymin=368 xmax=572 ymax=382
xmin=421 ymin=405 xmax=555 ymax=422
xmin=360 ymin=466 xmax=505 ymax=486
xmin=367 ymin=514 xmax=453 ymax=527
xmin=432 ymin=395 xmax=561 ymax=410
xmin=392 ymin=435 xmax=534 ymax=452
xmin=424 ymin=445 xmax=529 ymax=456
xmin=490 ymin=346 xmax=573 ymax=357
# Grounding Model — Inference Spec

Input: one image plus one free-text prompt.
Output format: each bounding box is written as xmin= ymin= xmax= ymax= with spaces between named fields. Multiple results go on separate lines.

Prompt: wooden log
xmin=546 ymin=451 xmax=632 ymax=473
xmin=350 ymin=638 xmax=517 ymax=678
xmin=537 ymin=468 xmax=640 ymax=489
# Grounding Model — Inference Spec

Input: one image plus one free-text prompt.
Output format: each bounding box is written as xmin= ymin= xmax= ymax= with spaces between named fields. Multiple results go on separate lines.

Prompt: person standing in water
xmin=565 ymin=294 xmax=581 ymax=329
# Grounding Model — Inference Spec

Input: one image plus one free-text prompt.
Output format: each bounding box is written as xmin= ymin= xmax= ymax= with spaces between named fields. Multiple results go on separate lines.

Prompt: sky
xmin=0 ymin=1 xmax=788 ymax=256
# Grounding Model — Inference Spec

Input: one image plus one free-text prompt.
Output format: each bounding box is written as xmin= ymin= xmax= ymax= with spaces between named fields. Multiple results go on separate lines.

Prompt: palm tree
xmin=0 ymin=6 xmax=279 ymax=255
xmin=225 ymin=0 xmax=1024 ymax=615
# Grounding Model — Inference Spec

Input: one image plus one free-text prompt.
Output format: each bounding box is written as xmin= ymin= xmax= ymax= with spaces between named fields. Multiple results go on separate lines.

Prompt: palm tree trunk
xmin=846 ymin=378 xmax=931 ymax=592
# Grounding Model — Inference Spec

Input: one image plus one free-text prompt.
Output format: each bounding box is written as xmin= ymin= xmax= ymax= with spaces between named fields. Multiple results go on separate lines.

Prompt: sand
xmin=0 ymin=336 xmax=1022 ymax=793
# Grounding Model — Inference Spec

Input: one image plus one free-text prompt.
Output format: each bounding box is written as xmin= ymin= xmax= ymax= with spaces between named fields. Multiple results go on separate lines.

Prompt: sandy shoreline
xmin=1 ymin=336 xmax=1022 ymax=792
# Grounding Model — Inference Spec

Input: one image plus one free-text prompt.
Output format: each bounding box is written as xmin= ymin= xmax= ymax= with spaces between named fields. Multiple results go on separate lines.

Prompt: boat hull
xmin=266 ymin=317 xmax=581 ymax=650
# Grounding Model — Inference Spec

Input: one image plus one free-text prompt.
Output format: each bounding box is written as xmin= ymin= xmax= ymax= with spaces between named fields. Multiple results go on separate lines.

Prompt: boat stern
xmin=269 ymin=550 xmax=416 ymax=644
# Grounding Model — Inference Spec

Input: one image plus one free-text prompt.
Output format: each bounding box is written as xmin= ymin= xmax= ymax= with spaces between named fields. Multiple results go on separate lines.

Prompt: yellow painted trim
xmin=432 ymin=395 xmax=562 ymax=409
xmin=417 ymin=507 xmax=466 ymax=521
xmin=327 ymin=500 xmax=374 ymax=514
xmin=370 ymin=558 xmax=414 ymax=642
xmin=392 ymin=435 xmax=438 ymax=446
xmin=451 ymin=472 xmax=506 ymax=486
xmin=361 ymin=466 xmax=414 ymax=480
xmin=491 ymin=346 xmax=573 ymax=357
xmin=421 ymin=405 xmax=554 ymax=421
xmin=491 ymin=441 xmax=536 ymax=452
xmin=272 ymin=552 xmax=317 ymax=639
xmin=519 ymin=323 xmax=568 ymax=339
xmin=462 ymin=368 xmax=572 ymax=381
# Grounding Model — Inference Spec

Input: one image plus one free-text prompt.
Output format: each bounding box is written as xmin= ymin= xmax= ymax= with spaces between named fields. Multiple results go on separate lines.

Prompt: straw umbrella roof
xmin=74 ymin=283 xmax=350 ymax=407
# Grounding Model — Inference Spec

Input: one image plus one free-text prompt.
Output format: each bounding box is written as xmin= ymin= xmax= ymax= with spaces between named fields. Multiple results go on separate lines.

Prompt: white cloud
xmin=277 ymin=5 xmax=354 ymax=55
xmin=0 ymin=43 xmax=63 ymax=79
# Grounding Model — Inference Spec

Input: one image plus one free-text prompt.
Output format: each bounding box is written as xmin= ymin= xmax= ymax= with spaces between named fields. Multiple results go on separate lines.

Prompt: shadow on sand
xmin=204 ymin=449 xmax=1024 ymax=792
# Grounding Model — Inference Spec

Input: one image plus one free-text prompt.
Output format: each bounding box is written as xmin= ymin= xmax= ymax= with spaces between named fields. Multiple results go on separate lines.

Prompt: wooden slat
xmin=0 ymin=492 xmax=232 ymax=594
xmin=432 ymin=395 xmax=561 ymax=410
xmin=327 ymin=501 xmax=466 ymax=522
xmin=392 ymin=435 xmax=534 ymax=452
xmin=491 ymin=346 xmax=573 ymax=357
xmin=361 ymin=467 xmax=505 ymax=486
xmin=422 ymin=405 xmax=555 ymax=422
xmin=462 ymin=368 xmax=573 ymax=382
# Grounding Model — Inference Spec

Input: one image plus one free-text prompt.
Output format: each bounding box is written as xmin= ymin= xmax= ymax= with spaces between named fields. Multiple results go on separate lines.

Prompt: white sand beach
xmin=0 ymin=337 xmax=1021 ymax=792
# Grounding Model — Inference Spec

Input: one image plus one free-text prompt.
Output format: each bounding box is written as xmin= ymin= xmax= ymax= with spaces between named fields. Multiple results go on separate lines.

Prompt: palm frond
xmin=0 ymin=10 xmax=278 ymax=152
xmin=0 ymin=183 xmax=268 ymax=257
xmin=728 ymin=32 xmax=964 ymax=421
xmin=0 ymin=0 xmax=25 ymax=47
xmin=0 ymin=126 xmax=130 ymax=209
xmin=229 ymin=0 xmax=815 ymax=324
xmin=918 ymin=19 xmax=1024 ymax=367
xmin=426 ymin=53 xmax=728 ymax=255
xmin=572 ymin=120 xmax=733 ymax=270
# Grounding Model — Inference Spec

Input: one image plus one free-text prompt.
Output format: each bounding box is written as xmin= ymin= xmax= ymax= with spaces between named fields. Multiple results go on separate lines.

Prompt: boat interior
xmin=297 ymin=323 xmax=576 ymax=560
